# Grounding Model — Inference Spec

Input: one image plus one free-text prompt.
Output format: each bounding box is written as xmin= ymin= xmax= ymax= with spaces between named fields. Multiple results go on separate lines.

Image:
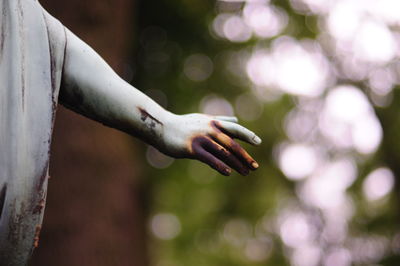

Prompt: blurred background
xmin=30 ymin=0 xmax=400 ymax=265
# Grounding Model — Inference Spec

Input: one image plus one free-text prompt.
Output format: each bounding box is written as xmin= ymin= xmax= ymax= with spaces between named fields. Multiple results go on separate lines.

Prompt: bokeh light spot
xmin=279 ymin=211 xmax=313 ymax=248
xmin=151 ymin=213 xmax=181 ymax=240
xmin=223 ymin=15 xmax=252 ymax=42
xmin=363 ymin=167 xmax=395 ymax=201
xmin=243 ymin=3 xmax=287 ymax=38
xmin=235 ymin=93 xmax=263 ymax=121
xmin=279 ymin=143 xmax=318 ymax=181
xmin=184 ymin=54 xmax=213 ymax=82
xmin=146 ymin=146 xmax=174 ymax=169
xmin=200 ymin=95 xmax=234 ymax=116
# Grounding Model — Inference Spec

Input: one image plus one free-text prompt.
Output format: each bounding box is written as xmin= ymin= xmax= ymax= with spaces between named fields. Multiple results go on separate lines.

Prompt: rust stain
xmin=37 ymin=162 xmax=49 ymax=192
xmin=137 ymin=107 xmax=163 ymax=138
xmin=33 ymin=225 xmax=41 ymax=248
xmin=191 ymin=135 xmax=251 ymax=176
xmin=210 ymin=120 xmax=258 ymax=170
xmin=7 ymin=201 xmax=25 ymax=245
xmin=32 ymin=199 xmax=45 ymax=215
xmin=201 ymin=120 xmax=258 ymax=174
xmin=191 ymin=136 xmax=231 ymax=176
xmin=138 ymin=107 xmax=162 ymax=125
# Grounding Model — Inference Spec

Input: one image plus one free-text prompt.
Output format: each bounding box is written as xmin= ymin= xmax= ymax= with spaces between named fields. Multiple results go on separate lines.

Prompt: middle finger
xmin=210 ymin=131 xmax=258 ymax=170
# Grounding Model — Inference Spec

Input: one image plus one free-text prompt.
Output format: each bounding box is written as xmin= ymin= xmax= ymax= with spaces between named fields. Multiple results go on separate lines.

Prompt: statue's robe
xmin=0 ymin=0 xmax=66 ymax=264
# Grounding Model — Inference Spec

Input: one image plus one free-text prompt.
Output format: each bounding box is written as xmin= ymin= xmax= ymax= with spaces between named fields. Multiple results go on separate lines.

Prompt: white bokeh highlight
xmin=246 ymin=38 xmax=331 ymax=97
xmin=151 ymin=213 xmax=181 ymax=240
xmin=363 ymin=167 xmax=395 ymax=201
xmin=279 ymin=144 xmax=318 ymax=180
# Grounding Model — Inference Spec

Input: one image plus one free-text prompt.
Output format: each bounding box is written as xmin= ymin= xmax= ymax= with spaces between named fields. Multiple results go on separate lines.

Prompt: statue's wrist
xmin=156 ymin=111 xmax=185 ymax=156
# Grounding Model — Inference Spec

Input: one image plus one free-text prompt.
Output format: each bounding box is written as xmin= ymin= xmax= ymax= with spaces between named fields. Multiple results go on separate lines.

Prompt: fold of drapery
xmin=0 ymin=0 xmax=66 ymax=264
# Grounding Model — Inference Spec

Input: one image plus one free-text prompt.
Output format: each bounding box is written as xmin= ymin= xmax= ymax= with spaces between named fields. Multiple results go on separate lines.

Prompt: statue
xmin=0 ymin=0 xmax=261 ymax=265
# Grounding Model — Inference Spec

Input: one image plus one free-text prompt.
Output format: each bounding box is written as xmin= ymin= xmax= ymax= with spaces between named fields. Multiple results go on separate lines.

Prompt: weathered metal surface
xmin=0 ymin=0 xmax=65 ymax=265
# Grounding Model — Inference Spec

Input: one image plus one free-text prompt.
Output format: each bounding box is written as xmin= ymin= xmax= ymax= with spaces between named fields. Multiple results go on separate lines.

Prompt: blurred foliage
xmin=132 ymin=0 xmax=400 ymax=265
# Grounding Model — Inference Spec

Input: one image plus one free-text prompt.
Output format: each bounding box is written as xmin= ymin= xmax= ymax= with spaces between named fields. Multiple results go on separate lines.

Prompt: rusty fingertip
xmin=251 ymin=161 xmax=259 ymax=169
xmin=224 ymin=168 xmax=232 ymax=176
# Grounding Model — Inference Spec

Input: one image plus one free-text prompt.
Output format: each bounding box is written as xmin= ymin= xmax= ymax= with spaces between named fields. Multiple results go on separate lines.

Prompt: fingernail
xmin=225 ymin=168 xmax=232 ymax=175
xmin=253 ymin=136 xmax=262 ymax=145
xmin=251 ymin=161 xmax=259 ymax=169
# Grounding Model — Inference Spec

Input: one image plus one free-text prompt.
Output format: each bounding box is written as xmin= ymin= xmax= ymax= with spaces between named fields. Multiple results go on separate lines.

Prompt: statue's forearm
xmin=60 ymin=28 xmax=172 ymax=147
xmin=56 ymin=17 xmax=260 ymax=176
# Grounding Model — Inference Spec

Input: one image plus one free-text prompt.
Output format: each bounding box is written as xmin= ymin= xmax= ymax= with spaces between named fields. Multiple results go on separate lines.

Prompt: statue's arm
xmin=59 ymin=28 xmax=261 ymax=176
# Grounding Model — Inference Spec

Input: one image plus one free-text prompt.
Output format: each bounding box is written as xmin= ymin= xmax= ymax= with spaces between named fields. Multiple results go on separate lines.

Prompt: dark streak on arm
xmin=135 ymin=107 xmax=164 ymax=144
xmin=138 ymin=107 xmax=163 ymax=125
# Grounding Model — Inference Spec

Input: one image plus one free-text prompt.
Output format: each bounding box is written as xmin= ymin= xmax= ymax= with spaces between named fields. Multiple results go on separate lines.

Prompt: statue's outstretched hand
xmin=59 ymin=28 xmax=261 ymax=176
xmin=161 ymin=114 xmax=261 ymax=176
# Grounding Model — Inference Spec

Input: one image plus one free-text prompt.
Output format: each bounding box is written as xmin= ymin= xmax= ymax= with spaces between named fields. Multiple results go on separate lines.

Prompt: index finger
xmin=213 ymin=121 xmax=262 ymax=146
xmin=214 ymin=116 xmax=239 ymax=123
